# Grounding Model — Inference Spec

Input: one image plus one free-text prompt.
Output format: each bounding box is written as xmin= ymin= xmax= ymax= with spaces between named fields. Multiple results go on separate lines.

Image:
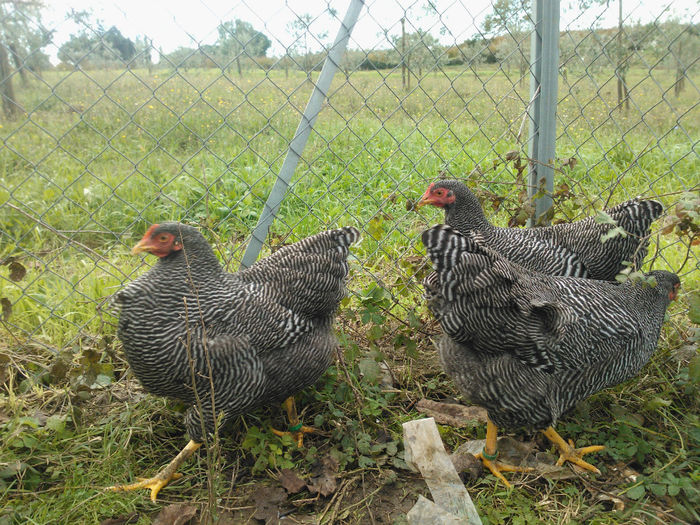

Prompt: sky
xmin=37 ymin=0 xmax=699 ymax=63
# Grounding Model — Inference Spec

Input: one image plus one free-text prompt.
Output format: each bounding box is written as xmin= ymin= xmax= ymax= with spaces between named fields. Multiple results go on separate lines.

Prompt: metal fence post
xmin=527 ymin=0 xmax=560 ymax=226
xmin=240 ymin=0 xmax=365 ymax=269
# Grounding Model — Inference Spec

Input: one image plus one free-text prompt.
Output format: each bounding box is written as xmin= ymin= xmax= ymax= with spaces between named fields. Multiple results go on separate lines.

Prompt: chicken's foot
xmin=476 ymin=420 xmax=534 ymax=488
xmin=107 ymin=439 xmax=202 ymax=501
xmin=271 ymin=396 xmax=314 ymax=448
xmin=542 ymin=426 xmax=604 ymax=474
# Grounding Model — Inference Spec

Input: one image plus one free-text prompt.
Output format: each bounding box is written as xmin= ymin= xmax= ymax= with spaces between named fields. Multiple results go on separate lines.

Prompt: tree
xmin=134 ymin=36 xmax=154 ymax=73
xmin=482 ymin=0 xmax=532 ymax=85
xmin=392 ymin=29 xmax=445 ymax=89
xmin=58 ymin=11 xmax=136 ymax=68
xmin=0 ymin=0 xmax=52 ymax=117
xmin=103 ymin=26 xmax=135 ymax=62
xmin=670 ymin=22 xmax=698 ymax=96
xmin=216 ymin=19 xmax=271 ymax=76
xmin=286 ymin=13 xmax=328 ymax=76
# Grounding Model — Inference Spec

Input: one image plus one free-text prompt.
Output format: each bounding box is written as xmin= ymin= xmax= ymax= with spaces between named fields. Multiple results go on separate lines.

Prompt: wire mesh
xmin=0 ymin=1 xmax=697 ymax=369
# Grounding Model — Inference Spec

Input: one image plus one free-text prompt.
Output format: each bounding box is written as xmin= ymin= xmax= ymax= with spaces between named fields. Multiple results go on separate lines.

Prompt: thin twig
xmin=180 ymin=224 xmax=222 ymax=523
xmin=676 ymin=232 xmax=698 ymax=274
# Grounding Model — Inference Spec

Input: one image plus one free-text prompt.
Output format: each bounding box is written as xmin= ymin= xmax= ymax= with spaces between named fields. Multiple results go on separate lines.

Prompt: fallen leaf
xmin=450 ymin=448 xmax=483 ymax=484
xmin=595 ymin=493 xmax=625 ymax=511
xmin=252 ymin=485 xmax=287 ymax=524
xmin=279 ymin=468 xmax=306 ymax=494
xmin=152 ymin=504 xmax=197 ymax=525
xmin=99 ymin=513 xmax=139 ymax=525
xmin=610 ymin=463 xmax=640 ymax=483
xmin=306 ymin=456 xmax=338 ymax=497
xmin=1 ymin=298 xmax=11 ymax=321
xmin=415 ymin=399 xmax=488 ymax=427
xmin=8 ymin=261 xmax=26 ymax=282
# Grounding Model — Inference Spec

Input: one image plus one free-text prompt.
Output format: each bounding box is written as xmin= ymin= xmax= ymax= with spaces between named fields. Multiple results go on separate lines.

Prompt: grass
xmin=0 ymin=63 xmax=698 ymax=524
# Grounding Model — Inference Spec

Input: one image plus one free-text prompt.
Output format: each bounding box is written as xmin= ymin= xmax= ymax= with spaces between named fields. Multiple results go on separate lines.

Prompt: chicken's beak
xmin=131 ymin=240 xmax=153 ymax=255
xmin=669 ymin=283 xmax=680 ymax=301
xmin=414 ymin=198 xmax=428 ymax=210
xmin=131 ymin=234 xmax=155 ymax=255
xmin=414 ymin=187 xmax=434 ymax=209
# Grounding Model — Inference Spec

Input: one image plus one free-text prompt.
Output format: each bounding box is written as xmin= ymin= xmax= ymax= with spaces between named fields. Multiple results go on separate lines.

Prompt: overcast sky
xmin=38 ymin=0 xmax=698 ymax=61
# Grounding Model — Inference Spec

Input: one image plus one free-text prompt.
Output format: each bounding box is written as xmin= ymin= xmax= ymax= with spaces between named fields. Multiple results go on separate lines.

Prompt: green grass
xmin=0 ymin=64 xmax=698 ymax=524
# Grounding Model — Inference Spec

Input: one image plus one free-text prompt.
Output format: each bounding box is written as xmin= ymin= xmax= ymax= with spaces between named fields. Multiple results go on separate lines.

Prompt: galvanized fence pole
xmin=527 ymin=0 xmax=560 ymax=225
xmin=240 ymin=0 xmax=365 ymax=268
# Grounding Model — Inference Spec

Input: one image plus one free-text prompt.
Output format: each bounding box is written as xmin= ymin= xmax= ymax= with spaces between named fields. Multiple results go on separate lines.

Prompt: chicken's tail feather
xmin=243 ymin=227 xmax=360 ymax=317
xmin=608 ymin=198 xmax=663 ymax=237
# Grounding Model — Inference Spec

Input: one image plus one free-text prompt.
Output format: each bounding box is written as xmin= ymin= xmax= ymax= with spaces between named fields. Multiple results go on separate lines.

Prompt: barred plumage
xmin=116 ymin=222 xmax=359 ymax=441
xmin=418 ymin=180 xmax=663 ymax=280
xmin=421 ymin=224 xmax=678 ymax=484
xmin=422 ymin=224 xmax=679 ymax=431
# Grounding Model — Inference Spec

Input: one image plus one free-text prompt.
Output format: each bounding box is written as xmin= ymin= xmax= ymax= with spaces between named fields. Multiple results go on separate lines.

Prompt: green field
xmin=0 ymin=65 xmax=698 ymax=524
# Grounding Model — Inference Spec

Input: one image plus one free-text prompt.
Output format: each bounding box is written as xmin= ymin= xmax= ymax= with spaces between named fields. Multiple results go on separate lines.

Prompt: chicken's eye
xmin=158 ymin=234 xmax=169 ymax=242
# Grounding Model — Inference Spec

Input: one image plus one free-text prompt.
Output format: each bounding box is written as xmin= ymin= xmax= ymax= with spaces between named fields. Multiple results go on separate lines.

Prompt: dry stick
xmin=515 ymin=84 xmax=540 ymax=146
xmin=180 ymin=228 xmax=221 ymax=523
xmin=652 ymin=185 xmax=699 ymax=198
xmin=319 ymin=475 xmax=360 ymax=524
xmin=332 ymin=478 xmax=386 ymax=522
xmin=676 ymin=232 xmax=698 ymax=274
xmin=5 ymin=202 xmax=130 ymax=280
xmin=335 ymin=346 xmax=363 ymax=408
xmin=181 ymin=298 xmax=220 ymax=522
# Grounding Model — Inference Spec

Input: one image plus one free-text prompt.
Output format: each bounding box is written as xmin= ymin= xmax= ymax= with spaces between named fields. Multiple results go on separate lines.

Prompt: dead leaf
xmin=279 ymin=468 xmax=306 ymax=494
xmin=596 ymin=493 xmax=625 ymax=512
xmin=1 ymin=298 xmax=11 ymax=321
xmin=8 ymin=261 xmax=26 ymax=282
xmin=306 ymin=456 xmax=338 ymax=497
xmin=252 ymin=485 xmax=287 ymax=524
xmin=32 ymin=410 xmax=49 ymax=426
xmin=609 ymin=463 xmax=640 ymax=483
xmin=99 ymin=513 xmax=139 ymax=525
xmin=152 ymin=504 xmax=197 ymax=525
xmin=450 ymin=448 xmax=483 ymax=484
xmin=415 ymin=399 xmax=488 ymax=427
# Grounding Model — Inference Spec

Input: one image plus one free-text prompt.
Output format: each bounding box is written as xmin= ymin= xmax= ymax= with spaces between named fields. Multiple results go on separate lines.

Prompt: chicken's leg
xmin=107 ymin=439 xmax=202 ymax=501
xmin=476 ymin=419 xmax=534 ymax=488
xmin=542 ymin=426 xmax=604 ymax=474
xmin=271 ymin=396 xmax=315 ymax=447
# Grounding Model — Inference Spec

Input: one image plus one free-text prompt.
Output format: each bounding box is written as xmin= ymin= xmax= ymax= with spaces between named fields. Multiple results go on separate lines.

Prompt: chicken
xmin=421 ymin=224 xmax=679 ymax=487
xmin=108 ymin=222 xmax=359 ymax=501
xmin=417 ymin=179 xmax=663 ymax=280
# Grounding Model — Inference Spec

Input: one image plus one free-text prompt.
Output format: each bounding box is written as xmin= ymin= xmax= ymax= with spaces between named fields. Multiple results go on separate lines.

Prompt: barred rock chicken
xmin=422 ymin=224 xmax=679 ymax=486
xmin=108 ymin=222 xmax=359 ymax=501
xmin=417 ymin=180 xmax=663 ymax=280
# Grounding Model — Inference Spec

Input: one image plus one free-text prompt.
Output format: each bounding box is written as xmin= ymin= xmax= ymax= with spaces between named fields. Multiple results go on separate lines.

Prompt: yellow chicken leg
xmin=476 ymin=420 xmax=534 ymax=488
xmin=271 ymin=396 xmax=315 ymax=448
xmin=542 ymin=426 xmax=604 ymax=474
xmin=107 ymin=439 xmax=202 ymax=502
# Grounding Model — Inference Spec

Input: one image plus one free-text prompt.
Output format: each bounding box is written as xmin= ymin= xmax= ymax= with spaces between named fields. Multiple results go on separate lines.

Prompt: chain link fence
xmin=0 ymin=1 xmax=697 ymax=371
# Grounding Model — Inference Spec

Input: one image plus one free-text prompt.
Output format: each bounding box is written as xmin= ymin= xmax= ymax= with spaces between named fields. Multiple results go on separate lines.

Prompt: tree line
xmin=0 ymin=1 xmax=696 ymax=118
